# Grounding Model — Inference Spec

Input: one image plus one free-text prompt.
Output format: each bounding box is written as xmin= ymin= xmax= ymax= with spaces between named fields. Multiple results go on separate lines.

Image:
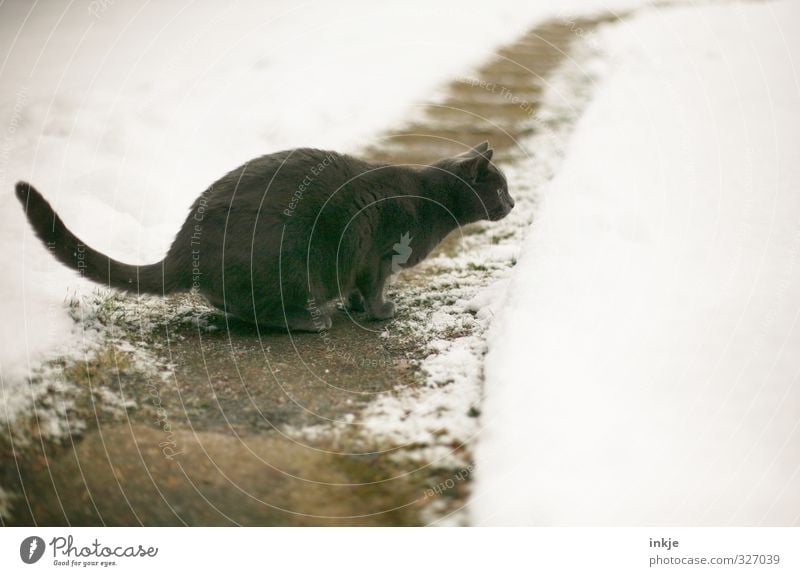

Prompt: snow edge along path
xmin=353 ymin=21 xmax=618 ymax=526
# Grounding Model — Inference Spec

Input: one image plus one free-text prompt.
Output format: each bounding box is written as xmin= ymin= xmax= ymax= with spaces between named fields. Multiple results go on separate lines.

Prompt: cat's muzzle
xmin=489 ymin=197 xmax=515 ymax=221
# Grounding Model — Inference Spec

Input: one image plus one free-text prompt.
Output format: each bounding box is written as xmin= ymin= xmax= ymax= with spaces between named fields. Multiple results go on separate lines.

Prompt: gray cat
xmin=16 ymin=141 xmax=513 ymax=331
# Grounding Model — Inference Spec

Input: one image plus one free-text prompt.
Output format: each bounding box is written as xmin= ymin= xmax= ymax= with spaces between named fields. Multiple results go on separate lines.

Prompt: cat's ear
xmin=471 ymin=141 xmax=491 ymax=156
xmin=457 ymin=141 xmax=492 ymax=159
xmin=457 ymin=142 xmax=493 ymax=182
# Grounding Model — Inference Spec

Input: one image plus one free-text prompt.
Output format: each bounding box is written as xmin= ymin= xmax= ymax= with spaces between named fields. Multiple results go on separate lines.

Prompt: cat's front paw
xmin=368 ymin=300 xmax=395 ymax=321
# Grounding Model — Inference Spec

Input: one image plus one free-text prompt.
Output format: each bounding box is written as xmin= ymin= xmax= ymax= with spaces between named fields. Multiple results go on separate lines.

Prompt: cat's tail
xmin=15 ymin=181 xmax=182 ymax=295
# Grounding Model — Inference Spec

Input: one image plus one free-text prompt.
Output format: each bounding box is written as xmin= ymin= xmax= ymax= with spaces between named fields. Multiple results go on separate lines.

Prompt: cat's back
xmin=173 ymin=147 xmax=394 ymax=257
xmin=197 ymin=148 xmax=371 ymax=211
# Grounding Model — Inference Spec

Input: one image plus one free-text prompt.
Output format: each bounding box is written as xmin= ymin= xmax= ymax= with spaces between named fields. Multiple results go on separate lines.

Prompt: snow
xmin=473 ymin=0 xmax=800 ymax=525
xmin=0 ymin=0 xmax=640 ymax=423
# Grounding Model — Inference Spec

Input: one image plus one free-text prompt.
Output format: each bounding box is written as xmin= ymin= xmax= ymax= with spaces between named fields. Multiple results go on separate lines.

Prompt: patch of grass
xmin=491 ymin=231 xmax=515 ymax=244
xmin=466 ymin=262 xmax=490 ymax=272
xmin=60 ymin=346 xmax=135 ymax=389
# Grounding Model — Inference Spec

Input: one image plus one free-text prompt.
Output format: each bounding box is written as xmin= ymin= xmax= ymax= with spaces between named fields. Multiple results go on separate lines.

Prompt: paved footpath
xmin=2 ymin=12 xmax=624 ymax=526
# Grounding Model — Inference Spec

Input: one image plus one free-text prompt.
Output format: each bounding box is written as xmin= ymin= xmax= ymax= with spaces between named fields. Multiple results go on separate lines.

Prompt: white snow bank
xmin=473 ymin=0 xmax=800 ymax=525
xmin=0 ymin=0 xmax=640 ymax=417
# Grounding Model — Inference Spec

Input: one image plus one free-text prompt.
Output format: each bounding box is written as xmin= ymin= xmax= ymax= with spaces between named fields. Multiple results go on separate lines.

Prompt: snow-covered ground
xmin=474 ymin=0 xmax=800 ymax=525
xmin=0 ymin=0 xmax=638 ymax=420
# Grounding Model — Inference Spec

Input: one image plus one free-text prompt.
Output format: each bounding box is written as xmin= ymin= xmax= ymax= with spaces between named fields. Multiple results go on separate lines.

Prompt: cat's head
xmin=433 ymin=141 xmax=515 ymax=223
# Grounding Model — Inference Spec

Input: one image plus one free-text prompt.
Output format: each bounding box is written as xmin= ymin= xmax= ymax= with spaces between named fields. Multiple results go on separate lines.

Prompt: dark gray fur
xmin=16 ymin=141 xmax=513 ymax=331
